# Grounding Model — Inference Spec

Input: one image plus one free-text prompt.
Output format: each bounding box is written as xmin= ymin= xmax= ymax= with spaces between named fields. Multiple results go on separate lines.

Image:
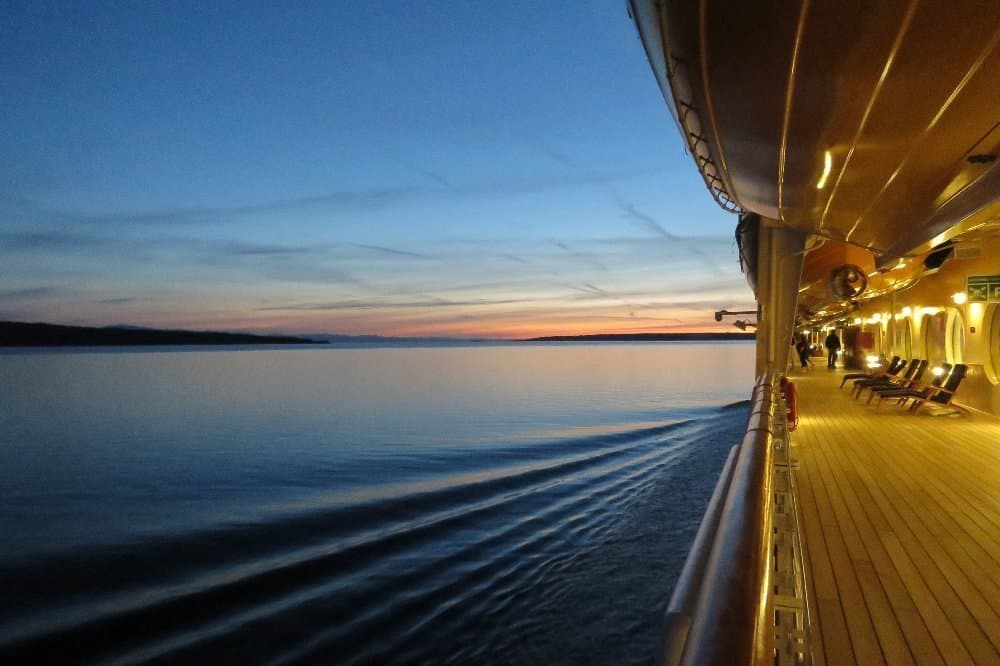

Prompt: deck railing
xmin=658 ymin=372 xmax=782 ymax=665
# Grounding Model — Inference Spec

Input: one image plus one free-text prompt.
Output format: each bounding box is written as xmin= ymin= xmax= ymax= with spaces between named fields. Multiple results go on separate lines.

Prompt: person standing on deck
xmin=824 ymin=331 xmax=841 ymax=369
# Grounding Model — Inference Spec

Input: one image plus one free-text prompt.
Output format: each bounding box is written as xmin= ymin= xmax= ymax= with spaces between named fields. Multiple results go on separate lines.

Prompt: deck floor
xmin=789 ymin=370 xmax=1000 ymax=665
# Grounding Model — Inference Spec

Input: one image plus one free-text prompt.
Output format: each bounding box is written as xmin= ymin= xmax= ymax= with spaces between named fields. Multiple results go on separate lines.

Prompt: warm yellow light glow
xmin=816 ymin=150 xmax=832 ymax=189
xmin=970 ymin=302 xmax=984 ymax=320
xmin=932 ymin=366 xmax=945 ymax=377
xmin=901 ymin=306 xmax=912 ymax=316
xmin=952 ymin=292 xmax=968 ymax=305
xmin=893 ymin=260 xmax=906 ymax=270
xmin=866 ymin=355 xmax=880 ymax=363
xmin=920 ymin=307 xmax=942 ymax=316
xmin=853 ymin=317 xmax=862 ymax=325
xmin=870 ymin=313 xmax=882 ymax=323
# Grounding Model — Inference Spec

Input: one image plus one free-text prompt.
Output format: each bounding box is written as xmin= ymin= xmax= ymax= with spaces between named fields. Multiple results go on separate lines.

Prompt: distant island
xmin=522 ymin=332 xmax=755 ymax=342
xmin=0 ymin=321 xmax=325 ymax=347
xmin=302 ymin=333 xmax=494 ymax=345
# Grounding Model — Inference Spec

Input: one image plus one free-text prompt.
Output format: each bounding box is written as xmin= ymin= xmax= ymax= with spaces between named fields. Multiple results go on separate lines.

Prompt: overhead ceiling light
xmin=952 ymin=292 xmax=968 ymax=304
xmin=816 ymin=150 xmax=832 ymax=189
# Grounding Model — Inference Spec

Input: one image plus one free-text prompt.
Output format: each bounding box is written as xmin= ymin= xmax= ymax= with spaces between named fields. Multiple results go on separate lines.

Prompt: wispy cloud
xmin=6 ymin=167 xmax=669 ymax=229
xmin=549 ymin=239 xmax=608 ymax=272
xmin=614 ymin=198 xmax=724 ymax=275
xmin=400 ymin=161 xmax=454 ymax=189
xmin=0 ymin=286 xmax=58 ymax=300
xmin=352 ymin=244 xmax=437 ymax=260
xmin=0 ymin=230 xmax=108 ymax=251
xmin=227 ymin=243 xmax=315 ymax=256
xmin=515 ymin=133 xmax=577 ymax=168
xmin=257 ymin=296 xmax=532 ymax=311
xmin=617 ymin=200 xmax=680 ymax=240
xmin=84 ymin=188 xmax=415 ymax=225
xmin=501 ymin=253 xmax=528 ymax=263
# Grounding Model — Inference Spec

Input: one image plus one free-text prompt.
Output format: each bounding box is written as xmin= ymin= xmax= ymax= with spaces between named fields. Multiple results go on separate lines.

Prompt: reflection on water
xmin=0 ymin=342 xmax=752 ymax=663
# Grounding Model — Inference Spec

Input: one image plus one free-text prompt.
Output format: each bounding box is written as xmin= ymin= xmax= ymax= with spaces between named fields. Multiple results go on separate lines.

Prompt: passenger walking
xmin=824 ymin=331 xmax=841 ymax=369
xmin=795 ymin=335 xmax=811 ymax=370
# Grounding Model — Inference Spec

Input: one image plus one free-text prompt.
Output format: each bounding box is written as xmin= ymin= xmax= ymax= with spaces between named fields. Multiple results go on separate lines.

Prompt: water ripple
xmin=0 ymin=406 xmax=748 ymax=665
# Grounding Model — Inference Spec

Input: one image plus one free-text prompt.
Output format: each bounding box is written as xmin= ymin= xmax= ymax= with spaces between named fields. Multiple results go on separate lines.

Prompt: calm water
xmin=0 ymin=342 xmax=753 ymax=664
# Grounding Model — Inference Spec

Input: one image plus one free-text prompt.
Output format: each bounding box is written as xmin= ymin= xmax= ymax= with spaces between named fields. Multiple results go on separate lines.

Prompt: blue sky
xmin=1 ymin=1 xmax=753 ymax=337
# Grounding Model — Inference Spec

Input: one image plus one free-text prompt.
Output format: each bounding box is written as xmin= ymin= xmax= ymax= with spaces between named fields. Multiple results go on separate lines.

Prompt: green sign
xmin=967 ymin=275 xmax=1000 ymax=303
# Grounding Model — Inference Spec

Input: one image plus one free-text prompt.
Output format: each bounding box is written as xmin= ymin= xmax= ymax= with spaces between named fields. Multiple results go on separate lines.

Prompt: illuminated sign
xmin=966 ymin=275 xmax=1000 ymax=303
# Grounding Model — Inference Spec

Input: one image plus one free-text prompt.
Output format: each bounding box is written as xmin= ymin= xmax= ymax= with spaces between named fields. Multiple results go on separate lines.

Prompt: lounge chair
xmin=852 ymin=359 xmax=921 ymax=399
xmin=848 ymin=357 xmax=909 ymax=395
xmin=909 ymin=364 xmax=968 ymax=414
xmin=869 ymin=363 xmax=951 ymax=408
xmin=840 ymin=355 xmax=902 ymax=388
xmin=865 ymin=360 xmax=928 ymax=404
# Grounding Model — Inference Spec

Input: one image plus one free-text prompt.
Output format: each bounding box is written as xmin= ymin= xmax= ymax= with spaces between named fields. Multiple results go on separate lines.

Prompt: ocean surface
xmin=0 ymin=341 xmax=754 ymax=664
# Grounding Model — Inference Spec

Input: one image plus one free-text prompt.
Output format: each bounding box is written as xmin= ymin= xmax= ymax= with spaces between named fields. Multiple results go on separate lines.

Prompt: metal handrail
xmin=659 ymin=373 xmax=780 ymax=665
xmin=658 ymin=443 xmax=739 ymax=665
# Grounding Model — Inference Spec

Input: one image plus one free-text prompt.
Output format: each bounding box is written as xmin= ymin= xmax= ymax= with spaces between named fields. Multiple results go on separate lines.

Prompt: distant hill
xmin=0 ymin=321 xmax=325 ymax=347
xmin=522 ymin=332 xmax=755 ymax=342
xmin=302 ymin=333 xmax=495 ymax=345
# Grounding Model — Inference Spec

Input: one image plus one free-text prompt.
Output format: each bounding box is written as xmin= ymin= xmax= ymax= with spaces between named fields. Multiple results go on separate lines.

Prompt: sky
xmin=1 ymin=1 xmax=754 ymax=338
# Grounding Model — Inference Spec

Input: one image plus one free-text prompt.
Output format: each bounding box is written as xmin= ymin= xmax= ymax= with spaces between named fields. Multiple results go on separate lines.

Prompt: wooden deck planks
xmin=819 ymin=397 xmax=997 ymax=664
xmin=789 ymin=372 xmax=1000 ymax=665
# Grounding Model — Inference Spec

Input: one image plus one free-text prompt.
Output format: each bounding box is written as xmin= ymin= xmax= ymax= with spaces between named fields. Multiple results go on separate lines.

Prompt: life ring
xmin=780 ymin=376 xmax=799 ymax=431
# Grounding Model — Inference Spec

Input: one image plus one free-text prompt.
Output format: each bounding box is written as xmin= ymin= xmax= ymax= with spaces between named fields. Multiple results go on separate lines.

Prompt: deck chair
xmin=866 ymin=360 xmax=928 ymax=404
xmin=909 ymin=364 xmax=968 ymax=414
xmin=848 ymin=357 xmax=910 ymax=395
xmin=852 ymin=359 xmax=921 ymax=399
xmin=840 ymin=355 xmax=902 ymax=389
xmin=869 ymin=363 xmax=951 ymax=408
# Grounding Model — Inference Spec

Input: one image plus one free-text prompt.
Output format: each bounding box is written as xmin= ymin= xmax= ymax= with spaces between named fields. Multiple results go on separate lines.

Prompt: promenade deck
xmin=790 ymin=371 xmax=1000 ymax=665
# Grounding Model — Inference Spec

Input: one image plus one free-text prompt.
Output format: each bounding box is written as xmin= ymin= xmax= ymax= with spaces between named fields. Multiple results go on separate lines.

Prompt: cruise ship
xmin=629 ymin=1 xmax=1000 ymax=664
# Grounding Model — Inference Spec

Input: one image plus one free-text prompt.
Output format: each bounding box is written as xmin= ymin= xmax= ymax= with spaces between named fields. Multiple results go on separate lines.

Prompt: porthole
xmin=923 ymin=312 xmax=947 ymax=366
xmin=867 ymin=324 xmax=881 ymax=355
xmin=902 ymin=318 xmax=913 ymax=360
xmin=989 ymin=305 xmax=1000 ymax=385
xmin=946 ymin=308 xmax=965 ymax=364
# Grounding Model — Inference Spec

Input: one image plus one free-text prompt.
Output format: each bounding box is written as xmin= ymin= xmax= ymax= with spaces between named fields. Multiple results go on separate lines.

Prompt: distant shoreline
xmin=1 ymin=320 xmax=756 ymax=348
xmin=522 ymin=333 xmax=755 ymax=342
xmin=0 ymin=321 xmax=324 ymax=347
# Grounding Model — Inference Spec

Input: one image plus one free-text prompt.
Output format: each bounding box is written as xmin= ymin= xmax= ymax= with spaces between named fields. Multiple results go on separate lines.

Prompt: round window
xmin=990 ymin=305 xmax=1000 ymax=384
xmin=946 ymin=309 xmax=965 ymax=364
xmin=866 ymin=324 xmax=881 ymax=355
xmin=923 ymin=312 xmax=947 ymax=365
